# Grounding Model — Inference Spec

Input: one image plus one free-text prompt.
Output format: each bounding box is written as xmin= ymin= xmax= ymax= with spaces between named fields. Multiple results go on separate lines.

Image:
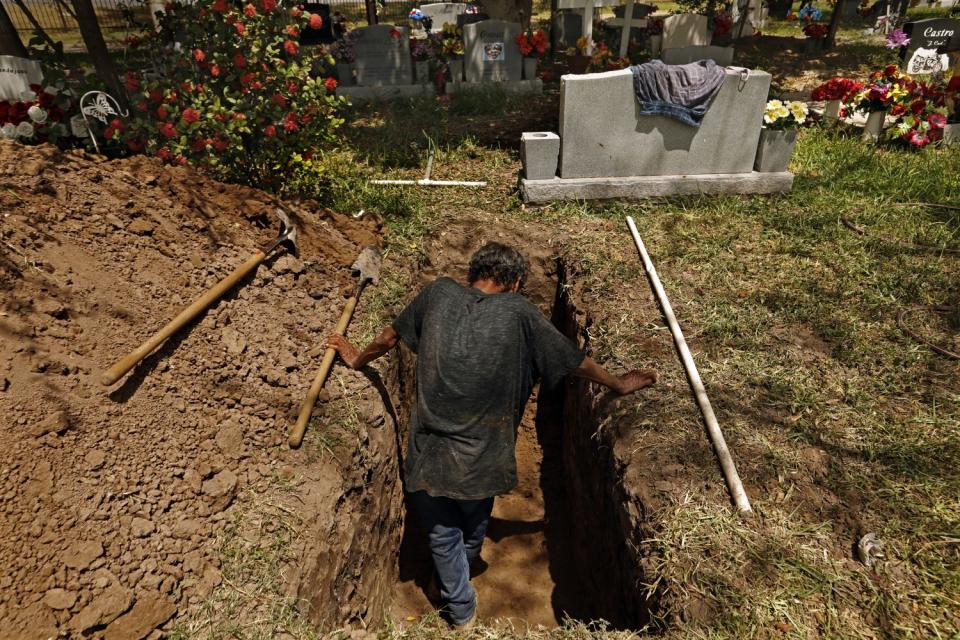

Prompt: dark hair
xmin=468 ymin=242 xmax=529 ymax=289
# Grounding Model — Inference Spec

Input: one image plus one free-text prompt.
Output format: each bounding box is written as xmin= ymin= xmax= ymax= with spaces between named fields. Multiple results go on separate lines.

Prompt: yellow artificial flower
xmin=788 ymin=101 xmax=808 ymax=124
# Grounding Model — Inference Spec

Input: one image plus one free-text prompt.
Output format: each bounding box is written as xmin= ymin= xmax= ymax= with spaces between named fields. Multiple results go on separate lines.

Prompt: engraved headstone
xmin=0 ymin=56 xmax=43 ymax=102
xmin=900 ymin=18 xmax=960 ymax=74
xmin=351 ymin=24 xmax=413 ymax=86
xmin=420 ymin=3 xmax=467 ymax=32
xmin=463 ymin=19 xmax=522 ymax=83
xmin=661 ymin=14 xmax=711 ymax=49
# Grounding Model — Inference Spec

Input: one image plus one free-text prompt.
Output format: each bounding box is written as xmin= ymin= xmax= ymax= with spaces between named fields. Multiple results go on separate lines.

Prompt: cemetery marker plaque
xmin=901 ymin=18 xmax=960 ymax=74
xmin=464 ymin=20 xmax=522 ymax=83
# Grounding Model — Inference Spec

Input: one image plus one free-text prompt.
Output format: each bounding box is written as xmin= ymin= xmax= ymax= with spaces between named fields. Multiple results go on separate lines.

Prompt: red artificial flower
xmin=927 ymin=112 xmax=947 ymax=128
xmin=911 ymin=98 xmax=927 ymax=115
xmin=261 ymin=0 xmax=276 ymax=10
xmin=286 ymin=80 xmax=299 ymax=93
xmin=159 ymin=122 xmax=177 ymax=138
xmin=234 ymin=53 xmax=247 ymax=68
xmin=283 ymin=112 xmax=299 ymax=132
xmin=110 ymin=118 xmax=125 ymax=131
xmin=287 ymin=24 xmax=299 ymax=37
xmin=243 ymin=3 xmax=256 ymax=17
xmin=263 ymin=124 xmax=276 ymax=137
xmin=210 ymin=64 xmax=221 ymax=77
xmin=127 ymin=139 xmax=143 ymax=152
xmin=175 ymin=156 xmax=188 ymax=166
xmin=193 ymin=48 xmax=205 ymax=62
xmin=190 ymin=137 xmax=208 ymax=151
xmin=103 ymin=125 xmax=117 ymax=140
xmin=136 ymin=101 xmax=148 ymax=113
xmin=181 ymin=108 xmax=200 ymax=124
xmin=213 ymin=137 xmax=229 ymax=152
xmin=156 ymin=147 xmax=172 ymax=160
xmin=271 ymin=93 xmax=287 ymax=106
xmin=883 ymin=64 xmax=898 ymax=78
xmin=235 ymin=21 xmax=246 ymax=35
xmin=309 ymin=13 xmax=323 ymax=29
xmin=324 ymin=76 xmax=338 ymax=91
xmin=389 ymin=27 xmax=401 ymax=39
xmin=284 ymin=40 xmax=298 ymax=55
xmin=149 ymin=89 xmax=163 ymax=103
xmin=166 ymin=90 xmax=178 ymax=104
xmin=890 ymin=103 xmax=906 ymax=116
xmin=212 ymin=0 xmax=227 ymax=9
xmin=291 ymin=6 xmax=302 ymax=16
xmin=124 ymin=72 xmax=141 ymax=92
xmin=156 ymin=106 xmax=169 ymax=120
xmin=239 ymin=72 xmax=255 ymax=86
xmin=250 ymin=80 xmax=263 ymax=90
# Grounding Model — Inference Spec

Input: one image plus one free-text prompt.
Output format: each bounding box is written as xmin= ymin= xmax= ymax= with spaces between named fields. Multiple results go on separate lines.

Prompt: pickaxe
xmin=289 ymin=246 xmax=382 ymax=448
xmin=101 ymin=209 xmax=298 ymax=386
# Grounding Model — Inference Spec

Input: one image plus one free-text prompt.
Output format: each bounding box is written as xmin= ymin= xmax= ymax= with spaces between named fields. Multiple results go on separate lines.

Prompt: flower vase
xmin=862 ymin=110 xmax=885 ymax=142
xmin=448 ymin=58 xmax=464 ymax=84
xmin=823 ymin=99 xmax=841 ymax=124
xmin=415 ymin=60 xmax=430 ymax=84
xmin=649 ymin=34 xmax=662 ymax=58
xmin=523 ymin=57 xmax=538 ymax=80
xmin=754 ymin=127 xmax=798 ymax=172
xmin=804 ymin=37 xmax=823 ymax=54
xmin=336 ymin=62 xmax=354 ymax=86
xmin=568 ymin=54 xmax=591 ymax=74
xmin=943 ymin=123 xmax=960 ymax=145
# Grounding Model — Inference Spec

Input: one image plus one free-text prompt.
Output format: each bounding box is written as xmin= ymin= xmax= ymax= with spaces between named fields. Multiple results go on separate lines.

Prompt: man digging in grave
xmin=327 ymin=242 xmax=658 ymax=629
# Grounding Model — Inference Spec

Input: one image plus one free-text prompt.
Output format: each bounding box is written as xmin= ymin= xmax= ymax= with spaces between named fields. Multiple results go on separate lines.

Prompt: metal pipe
xmin=626 ymin=216 xmax=753 ymax=514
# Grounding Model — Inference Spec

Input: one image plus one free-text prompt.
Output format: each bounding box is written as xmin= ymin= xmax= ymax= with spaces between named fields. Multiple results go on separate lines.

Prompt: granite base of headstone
xmin=519 ymin=66 xmax=793 ymax=203
xmin=335 ymin=25 xmax=432 ymax=100
xmin=661 ymin=45 xmax=734 ymax=66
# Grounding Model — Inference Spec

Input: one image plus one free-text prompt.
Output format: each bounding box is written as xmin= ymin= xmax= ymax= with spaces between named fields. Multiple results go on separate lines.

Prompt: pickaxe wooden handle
xmin=101 ymin=251 xmax=267 ymax=386
xmin=288 ymin=288 xmax=362 ymax=448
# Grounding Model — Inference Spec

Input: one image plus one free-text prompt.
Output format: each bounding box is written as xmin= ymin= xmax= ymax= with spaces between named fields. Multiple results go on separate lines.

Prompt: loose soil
xmin=0 ymin=141 xmax=392 ymax=638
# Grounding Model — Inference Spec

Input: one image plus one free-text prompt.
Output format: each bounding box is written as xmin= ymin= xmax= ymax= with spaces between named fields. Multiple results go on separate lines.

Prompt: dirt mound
xmin=0 ymin=141 xmax=381 ymax=638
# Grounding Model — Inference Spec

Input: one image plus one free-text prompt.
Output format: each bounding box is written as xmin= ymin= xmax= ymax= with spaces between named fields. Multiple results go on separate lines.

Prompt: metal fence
xmin=1 ymin=0 xmax=149 ymax=33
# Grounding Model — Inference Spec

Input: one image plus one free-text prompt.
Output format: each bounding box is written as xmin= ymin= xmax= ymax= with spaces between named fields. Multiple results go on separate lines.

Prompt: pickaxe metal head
xmin=351 ymin=246 xmax=382 ymax=286
xmin=262 ymin=208 xmax=299 ymax=257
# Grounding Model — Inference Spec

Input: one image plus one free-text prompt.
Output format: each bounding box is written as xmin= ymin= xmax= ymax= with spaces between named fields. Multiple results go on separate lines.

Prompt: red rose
xmin=159 ymin=122 xmax=177 ymax=138
xmin=324 ymin=77 xmax=338 ymax=91
xmin=193 ymin=48 xmax=205 ymax=62
xmin=210 ymin=64 xmax=221 ymax=77
xmin=309 ymin=13 xmax=323 ymax=29
xmin=156 ymin=106 xmax=169 ymax=120
xmin=284 ymin=40 xmax=298 ymax=55
xmin=287 ymin=25 xmax=299 ymax=37
xmin=234 ymin=53 xmax=247 ymax=68
xmin=261 ymin=0 xmax=276 ymax=10
xmin=235 ymin=21 xmax=246 ymax=35
xmin=243 ymin=3 xmax=256 ymax=17
xmin=110 ymin=118 xmax=125 ymax=131
xmin=127 ymin=139 xmax=143 ymax=152
xmin=271 ymin=93 xmax=287 ymax=106
xmin=181 ymin=108 xmax=200 ymax=124
xmin=263 ymin=124 xmax=276 ymax=137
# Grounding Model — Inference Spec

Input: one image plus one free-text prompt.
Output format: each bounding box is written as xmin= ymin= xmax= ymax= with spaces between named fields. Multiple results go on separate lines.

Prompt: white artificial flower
xmin=16 ymin=121 xmax=35 ymax=138
xmin=27 ymin=106 xmax=48 ymax=124
xmin=70 ymin=114 xmax=89 ymax=137
xmin=19 ymin=89 xmax=36 ymax=102
xmin=0 ymin=123 xmax=16 ymax=139
xmin=173 ymin=41 xmax=182 ymax=52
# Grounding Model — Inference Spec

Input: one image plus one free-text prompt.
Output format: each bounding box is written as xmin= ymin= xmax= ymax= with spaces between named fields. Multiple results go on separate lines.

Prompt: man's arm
xmin=570 ymin=356 xmax=658 ymax=395
xmin=327 ymin=325 xmax=399 ymax=370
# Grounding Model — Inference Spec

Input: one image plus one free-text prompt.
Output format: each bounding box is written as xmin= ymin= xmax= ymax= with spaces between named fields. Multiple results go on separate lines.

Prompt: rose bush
xmin=121 ymin=0 xmax=343 ymax=189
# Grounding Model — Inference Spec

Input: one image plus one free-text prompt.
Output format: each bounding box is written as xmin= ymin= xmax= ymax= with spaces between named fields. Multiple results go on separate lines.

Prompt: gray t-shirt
xmin=392 ymin=277 xmax=585 ymax=500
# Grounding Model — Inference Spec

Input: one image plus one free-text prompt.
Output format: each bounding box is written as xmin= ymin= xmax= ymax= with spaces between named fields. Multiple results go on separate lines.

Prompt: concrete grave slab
xmin=557 ymin=67 xmax=770 ymax=178
xmin=661 ymin=14 xmax=711 ymax=49
xmin=661 ymin=45 xmax=735 ymax=66
xmin=463 ymin=19 xmax=523 ymax=83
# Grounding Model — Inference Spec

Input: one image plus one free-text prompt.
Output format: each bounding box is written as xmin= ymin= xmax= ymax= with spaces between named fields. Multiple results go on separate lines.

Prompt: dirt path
xmin=391 ymin=388 xmax=581 ymax=630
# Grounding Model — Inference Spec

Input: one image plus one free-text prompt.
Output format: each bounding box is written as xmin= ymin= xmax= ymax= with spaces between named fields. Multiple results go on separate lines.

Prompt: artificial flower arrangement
xmin=331 ymin=32 xmax=355 ymax=63
xmin=885 ymin=28 xmax=910 ymax=50
xmin=566 ymin=35 xmax=592 ymax=56
xmin=811 ymin=77 xmax=864 ymax=102
xmin=645 ymin=18 xmax=664 ymax=35
xmin=410 ymin=37 xmax=434 ymax=62
xmin=763 ymin=99 xmax=809 ymax=128
xmin=0 ymin=85 xmax=75 ymax=144
xmin=798 ymin=5 xmax=823 ymax=21
xmin=802 ymin=22 xmax=828 ymax=39
xmin=847 ymin=64 xmax=913 ymax=114
xmin=439 ymin=22 xmax=465 ymax=59
xmin=588 ymin=41 xmax=629 ymax=71
xmin=516 ymin=28 xmax=548 ymax=58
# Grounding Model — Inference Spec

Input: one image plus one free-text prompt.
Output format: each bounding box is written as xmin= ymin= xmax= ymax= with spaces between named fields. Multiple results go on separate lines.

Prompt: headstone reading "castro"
xmin=900 ymin=18 xmax=960 ymax=75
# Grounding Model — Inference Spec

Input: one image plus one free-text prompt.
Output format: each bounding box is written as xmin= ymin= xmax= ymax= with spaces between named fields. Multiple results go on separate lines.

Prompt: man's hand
xmin=613 ymin=369 xmax=659 ymax=395
xmin=327 ymin=335 xmax=362 ymax=370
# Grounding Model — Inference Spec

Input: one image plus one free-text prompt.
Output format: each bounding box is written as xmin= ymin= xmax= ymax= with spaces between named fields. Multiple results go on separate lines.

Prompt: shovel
xmin=101 ymin=209 xmax=298 ymax=386
xmin=289 ymin=246 xmax=382 ymax=448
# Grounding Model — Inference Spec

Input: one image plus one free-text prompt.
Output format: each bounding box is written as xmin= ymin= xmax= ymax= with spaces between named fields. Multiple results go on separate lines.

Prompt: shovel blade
xmin=351 ymin=246 xmax=382 ymax=286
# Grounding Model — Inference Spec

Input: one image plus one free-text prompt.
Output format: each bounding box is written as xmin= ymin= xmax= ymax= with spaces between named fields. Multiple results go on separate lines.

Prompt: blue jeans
xmin=408 ymin=490 xmax=494 ymax=625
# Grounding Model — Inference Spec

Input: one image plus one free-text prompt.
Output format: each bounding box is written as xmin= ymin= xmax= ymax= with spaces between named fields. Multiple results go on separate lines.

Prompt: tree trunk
xmin=478 ymin=0 xmax=533 ymax=27
xmin=70 ymin=0 xmax=127 ymax=107
xmin=824 ymin=0 xmax=843 ymax=50
xmin=0 ymin=2 xmax=28 ymax=57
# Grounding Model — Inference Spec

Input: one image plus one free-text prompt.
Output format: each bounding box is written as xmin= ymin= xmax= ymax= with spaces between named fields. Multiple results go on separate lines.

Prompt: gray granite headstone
xmin=661 ymin=14 xmax=711 ymax=49
xmin=351 ymin=24 xmax=413 ymax=86
xmin=420 ymin=3 xmax=467 ymax=32
xmin=0 ymin=56 xmax=43 ymax=101
xmin=557 ymin=67 xmax=771 ymax=178
xmin=661 ymin=45 xmax=734 ymax=66
xmin=900 ymin=18 xmax=960 ymax=74
xmin=463 ymin=19 xmax=522 ymax=83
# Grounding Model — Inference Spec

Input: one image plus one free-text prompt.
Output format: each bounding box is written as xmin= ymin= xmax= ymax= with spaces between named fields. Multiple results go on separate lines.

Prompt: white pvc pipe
xmin=626 ymin=216 xmax=753 ymax=514
xmin=369 ymin=179 xmax=487 ymax=187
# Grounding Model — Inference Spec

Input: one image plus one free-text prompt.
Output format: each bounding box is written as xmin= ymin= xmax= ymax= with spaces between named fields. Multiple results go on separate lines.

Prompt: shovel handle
xmin=101 ymin=251 xmax=267 ymax=386
xmin=289 ymin=293 xmax=359 ymax=448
